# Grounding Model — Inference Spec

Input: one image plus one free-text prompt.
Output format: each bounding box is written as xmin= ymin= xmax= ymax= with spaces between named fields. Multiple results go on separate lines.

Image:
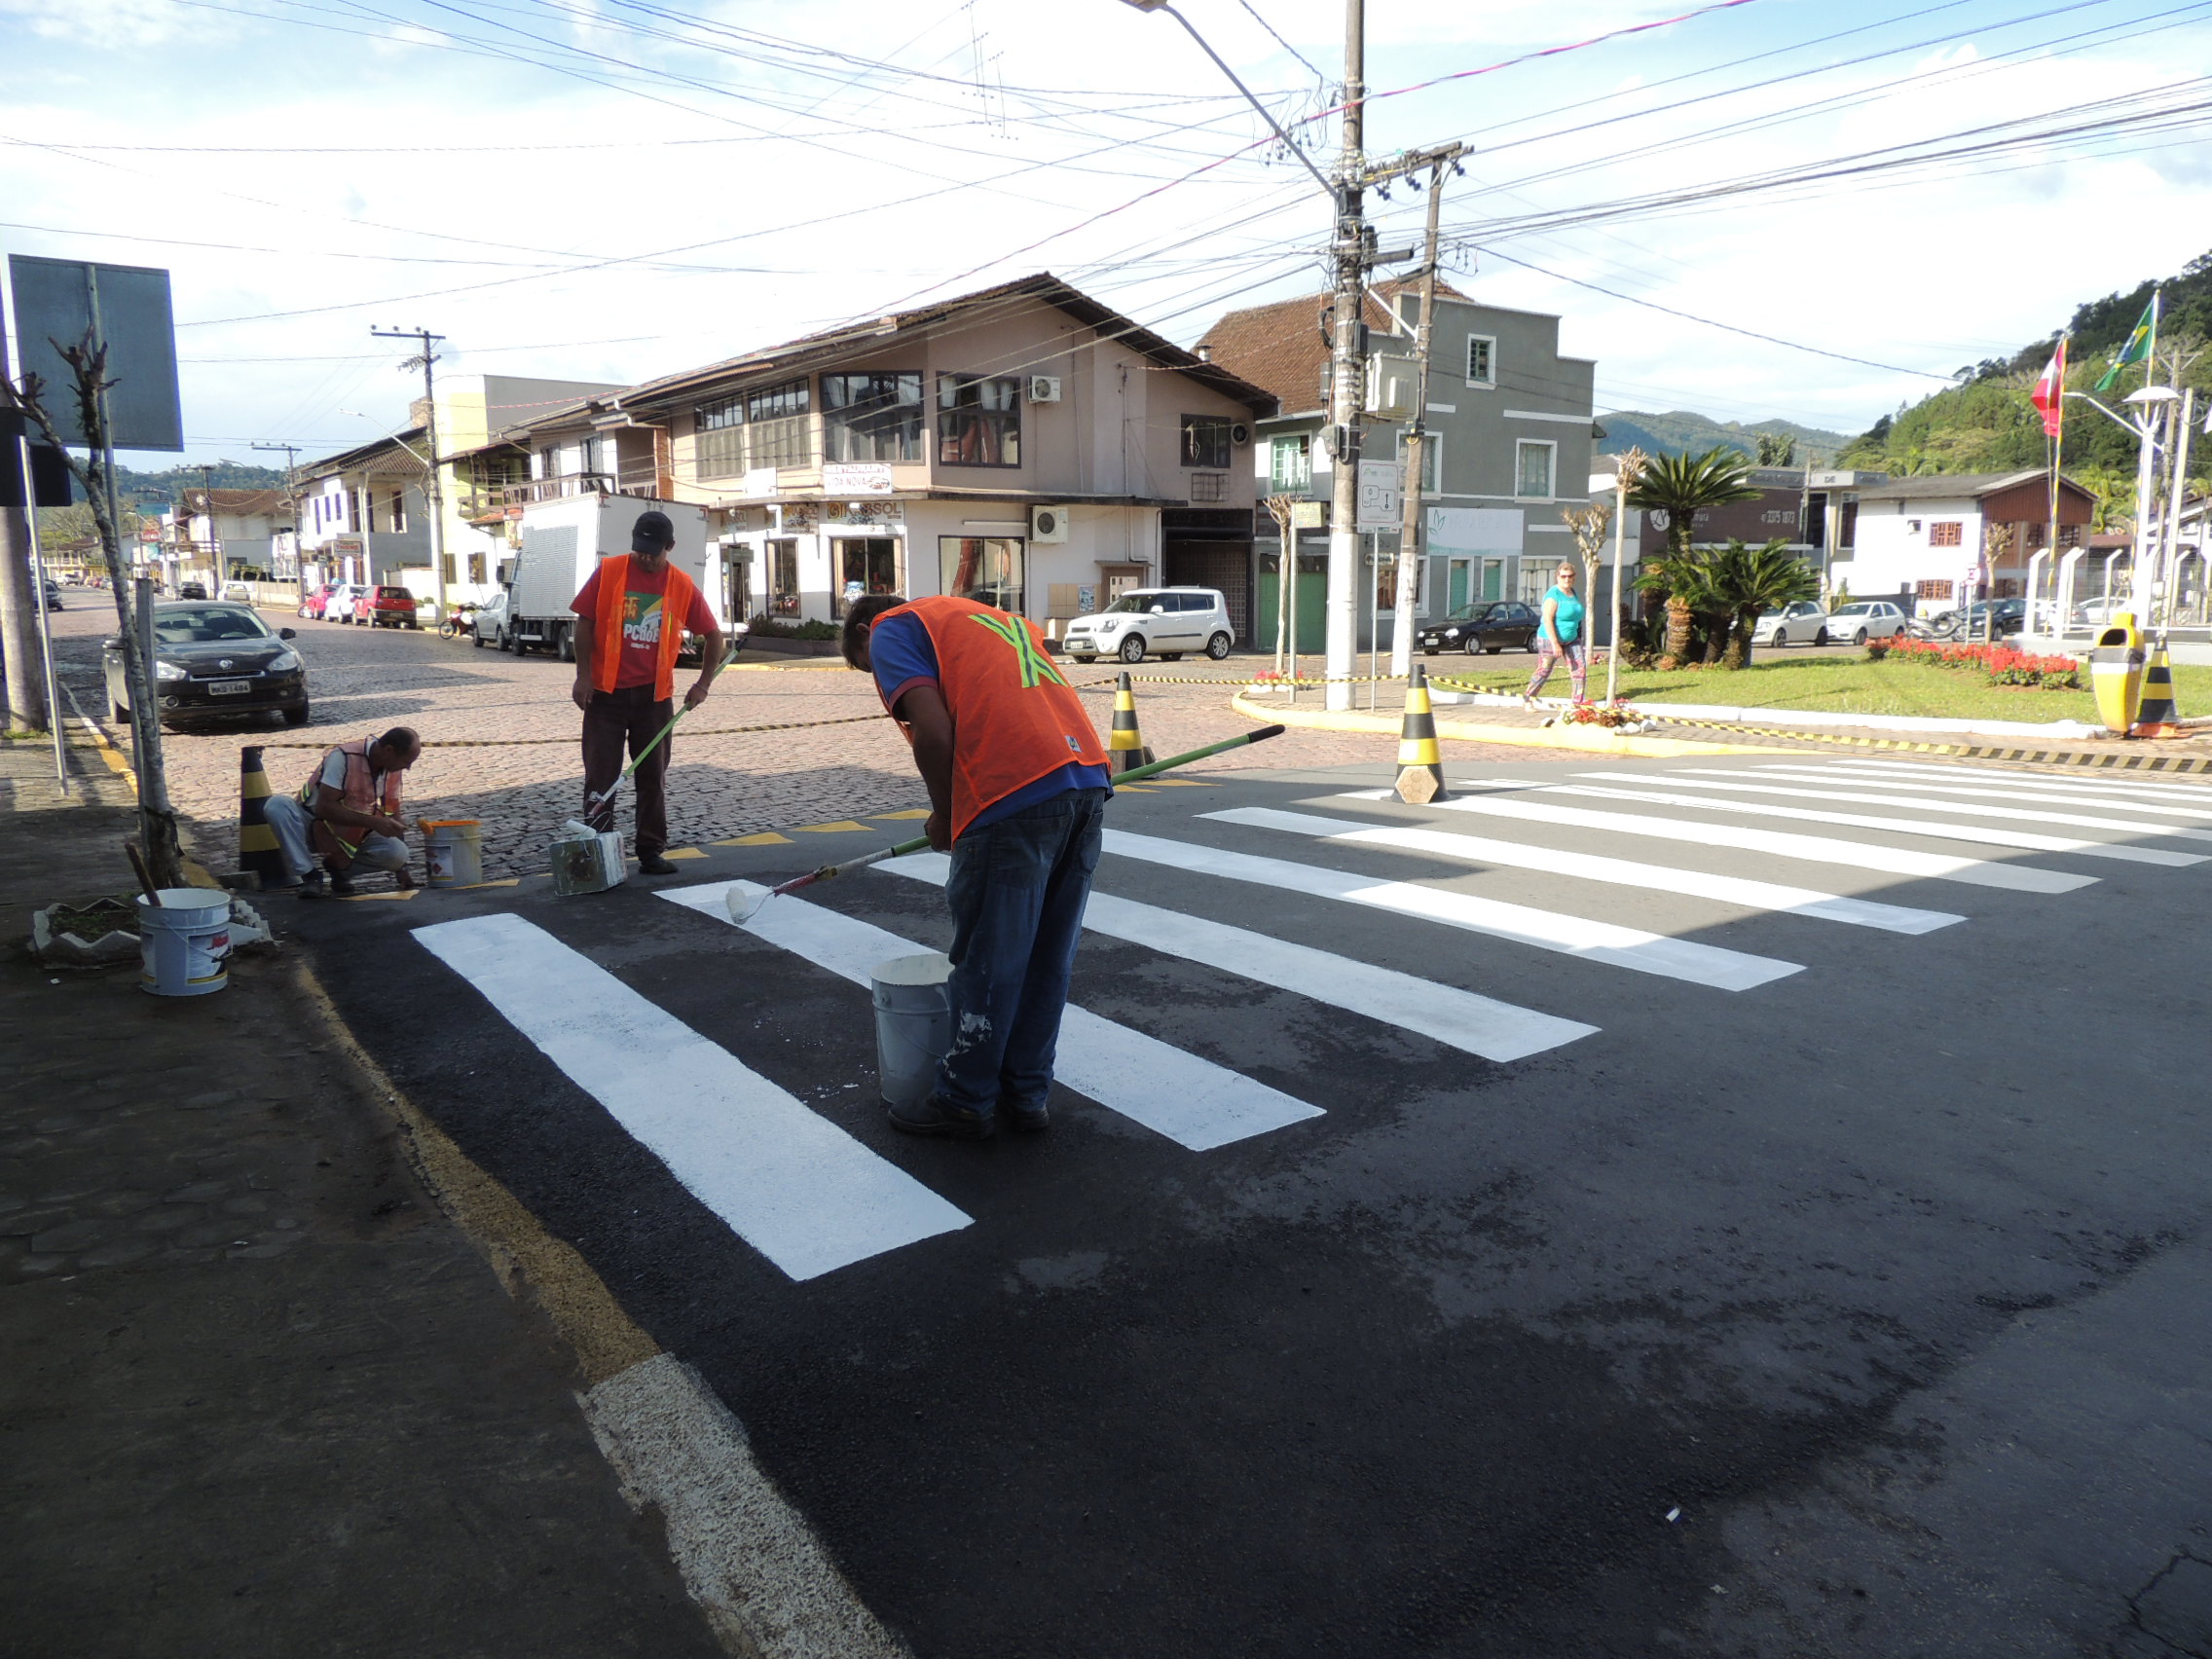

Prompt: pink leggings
xmin=1527 ymin=640 xmax=1587 ymax=700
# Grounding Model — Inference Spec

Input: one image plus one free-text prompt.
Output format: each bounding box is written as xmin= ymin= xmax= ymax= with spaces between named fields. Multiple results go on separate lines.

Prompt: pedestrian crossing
xmin=412 ymin=754 xmax=2207 ymax=1284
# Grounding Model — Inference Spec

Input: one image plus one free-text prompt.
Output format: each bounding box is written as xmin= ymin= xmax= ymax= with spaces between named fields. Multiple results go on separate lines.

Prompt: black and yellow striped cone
xmin=237 ymin=745 xmax=288 ymax=889
xmin=1395 ymin=662 xmax=1450 ymax=804
xmin=1109 ymin=671 xmax=1156 ymax=774
xmin=2132 ymin=642 xmax=2184 ymax=737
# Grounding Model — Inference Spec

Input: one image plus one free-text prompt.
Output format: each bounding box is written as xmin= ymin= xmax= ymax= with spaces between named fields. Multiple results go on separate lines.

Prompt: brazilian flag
xmin=2094 ymin=293 xmax=2157 ymax=391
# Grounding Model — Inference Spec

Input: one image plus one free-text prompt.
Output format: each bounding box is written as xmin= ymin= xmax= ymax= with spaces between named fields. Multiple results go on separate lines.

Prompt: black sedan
xmin=104 ymin=602 xmax=311 ymax=727
xmin=1930 ymin=598 xmax=2026 ymax=640
xmin=1418 ymin=600 xmax=1540 ymax=655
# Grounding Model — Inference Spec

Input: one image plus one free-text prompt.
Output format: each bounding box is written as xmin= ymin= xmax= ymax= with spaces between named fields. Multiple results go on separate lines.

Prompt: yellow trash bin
xmin=2090 ymin=612 xmax=2145 ymax=735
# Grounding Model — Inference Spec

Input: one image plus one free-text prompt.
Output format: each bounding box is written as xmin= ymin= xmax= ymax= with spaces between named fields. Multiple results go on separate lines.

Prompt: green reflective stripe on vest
xmin=967 ymin=612 xmax=1069 ymax=688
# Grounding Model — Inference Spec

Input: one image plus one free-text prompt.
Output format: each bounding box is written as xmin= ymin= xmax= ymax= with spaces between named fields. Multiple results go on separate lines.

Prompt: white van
xmin=1063 ymin=587 xmax=1235 ymax=665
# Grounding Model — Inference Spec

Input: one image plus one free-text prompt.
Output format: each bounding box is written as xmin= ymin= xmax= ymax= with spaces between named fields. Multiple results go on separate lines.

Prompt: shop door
xmin=1256 ymin=554 xmax=1330 ymax=652
xmin=834 ymin=537 xmax=900 ymax=618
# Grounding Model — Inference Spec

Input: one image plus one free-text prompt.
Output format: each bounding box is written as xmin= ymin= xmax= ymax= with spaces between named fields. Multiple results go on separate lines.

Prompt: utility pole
xmin=1320 ymin=0 xmax=1368 ymax=712
xmin=372 ymin=326 xmax=447 ymax=613
xmin=252 ymin=440 xmax=303 ymax=591
xmin=1388 ymin=143 xmax=1466 ymax=681
xmin=198 ymin=461 xmax=217 ymax=586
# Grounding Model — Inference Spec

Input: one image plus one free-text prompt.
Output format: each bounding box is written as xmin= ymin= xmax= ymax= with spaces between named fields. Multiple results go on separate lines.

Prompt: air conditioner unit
xmin=1230 ymin=421 xmax=1252 ymax=448
xmin=1030 ymin=504 xmax=1069 ymax=543
xmin=1365 ymin=354 xmax=1418 ymax=421
xmin=1027 ymin=375 xmax=1062 ymax=403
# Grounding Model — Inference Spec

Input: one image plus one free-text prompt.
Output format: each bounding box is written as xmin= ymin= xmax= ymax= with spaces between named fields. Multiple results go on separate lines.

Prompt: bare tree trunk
xmin=0 ymin=500 xmax=47 ymax=731
xmin=1726 ymin=608 xmax=1756 ymax=669
xmin=1660 ymin=598 xmax=1693 ymax=670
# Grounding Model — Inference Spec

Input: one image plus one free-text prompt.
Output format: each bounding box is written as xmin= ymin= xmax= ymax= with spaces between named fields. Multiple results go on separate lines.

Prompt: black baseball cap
xmin=631 ymin=510 xmax=676 ymax=552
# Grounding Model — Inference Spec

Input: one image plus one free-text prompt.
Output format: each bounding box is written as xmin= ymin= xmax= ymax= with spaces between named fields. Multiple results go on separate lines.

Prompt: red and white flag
xmin=2031 ymin=338 xmax=2067 ymax=437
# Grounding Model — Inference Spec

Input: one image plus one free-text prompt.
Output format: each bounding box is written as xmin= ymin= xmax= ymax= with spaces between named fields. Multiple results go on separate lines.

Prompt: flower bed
xmin=1559 ymin=698 xmax=1643 ymax=728
xmin=1869 ymin=636 xmax=2082 ymax=690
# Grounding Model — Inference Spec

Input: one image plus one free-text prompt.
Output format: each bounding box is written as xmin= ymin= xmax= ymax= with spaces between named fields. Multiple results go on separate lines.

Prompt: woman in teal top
xmin=1524 ymin=561 xmax=1589 ymax=705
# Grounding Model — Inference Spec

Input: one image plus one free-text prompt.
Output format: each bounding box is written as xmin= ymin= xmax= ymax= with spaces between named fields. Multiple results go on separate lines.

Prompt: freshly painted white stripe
xmin=1204 ymin=805 xmax=1964 ymax=934
xmin=1100 ymin=828 xmax=1799 ymax=990
xmin=1725 ymin=766 xmax=2212 ymax=841
xmin=413 ymin=913 xmax=970 ymax=1281
xmin=1812 ymin=760 xmax=2212 ymax=817
xmin=1563 ymin=773 xmax=2205 ymax=867
xmin=1333 ymin=791 xmax=2097 ymax=894
xmin=657 ymin=881 xmax=1322 ymax=1152
xmin=1827 ymin=758 xmax=2212 ymax=803
xmin=880 ymin=854 xmax=1596 ymax=1063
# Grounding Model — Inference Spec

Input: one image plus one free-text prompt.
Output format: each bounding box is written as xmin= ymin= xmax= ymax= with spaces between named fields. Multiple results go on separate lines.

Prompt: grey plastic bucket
xmin=870 ymin=951 xmax=952 ymax=1111
xmin=423 ymin=820 xmax=484 ymax=887
xmin=136 ymin=888 xmax=232 ymax=997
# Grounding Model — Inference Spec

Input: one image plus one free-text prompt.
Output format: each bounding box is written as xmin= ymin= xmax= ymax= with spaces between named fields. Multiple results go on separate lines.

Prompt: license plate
xmin=207 ymin=680 xmax=252 ymax=696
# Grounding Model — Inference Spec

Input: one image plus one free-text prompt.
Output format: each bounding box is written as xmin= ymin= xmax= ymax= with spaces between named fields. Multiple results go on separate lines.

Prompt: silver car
xmin=1755 ymin=600 xmax=1829 ymax=647
xmin=1825 ymin=600 xmax=1910 ymax=645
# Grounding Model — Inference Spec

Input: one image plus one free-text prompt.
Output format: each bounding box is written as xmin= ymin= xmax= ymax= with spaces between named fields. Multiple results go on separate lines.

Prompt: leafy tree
xmin=1754 ymin=432 xmax=1796 ymax=465
xmin=1625 ymin=444 xmax=1760 ymax=667
xmin=1708 ymin=538 xmax=1819 ymax=668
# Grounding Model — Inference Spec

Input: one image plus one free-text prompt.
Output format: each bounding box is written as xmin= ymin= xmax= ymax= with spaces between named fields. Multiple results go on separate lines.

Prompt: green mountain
xmin=1835 ymin=248 xmax=2212 ymax=487
xmin=1595 ymin=411 xmax=1854 ymax=465
xmin=109 ymin=461 xmax=288 ymax=503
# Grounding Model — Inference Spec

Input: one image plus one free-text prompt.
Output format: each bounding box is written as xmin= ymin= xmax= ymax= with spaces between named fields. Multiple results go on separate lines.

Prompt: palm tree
xmin=1709 ymin=538 xmax=1820 ymax=668
xmin=1625 ymin=445 xmax=1760 ymax=667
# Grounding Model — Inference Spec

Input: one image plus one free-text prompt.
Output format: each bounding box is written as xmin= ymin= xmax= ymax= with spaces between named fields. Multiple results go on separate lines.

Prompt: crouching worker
xmin=842 ymin=595 xmax=1110 ymax=1140
xmin=263 ymin=725 xmax=422 ymax=898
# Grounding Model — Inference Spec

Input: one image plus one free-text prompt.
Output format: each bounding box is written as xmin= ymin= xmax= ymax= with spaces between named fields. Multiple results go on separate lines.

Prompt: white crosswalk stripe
xmin=1202 ymin=805 xmax=1965 ymax=934
xmin=656 ymin=879 xmax=1324 ymax=1152
xmin=1099 ymin=827 xmax=1801 ymax=990
xmin=413 ymin=913 xmax=971 ymax=1281
xmin=879 ymin=852 xmax=1599 ymax=1063
xmin=1725 ymin=766 xmax=2212 ymax=841
xmin=1826 ymin=759 xmax=2212 ymax=806
xmin=1556 ymin=773 xmax=2205 ymax=867
xmin=1805 ymin=761 xmax=2212 ymax=820
xmin=1331 ymin=789 xmax=2098 ymax=894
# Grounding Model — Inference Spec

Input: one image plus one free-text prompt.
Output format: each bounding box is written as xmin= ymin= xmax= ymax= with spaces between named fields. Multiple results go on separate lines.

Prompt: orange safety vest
xmin=298 ymin=737 xmax=404 ymax=816
xmin=874 ymin=597 xmax=1108 ymax=843
xmin=589 ymin=555 xmax=701 ymax=700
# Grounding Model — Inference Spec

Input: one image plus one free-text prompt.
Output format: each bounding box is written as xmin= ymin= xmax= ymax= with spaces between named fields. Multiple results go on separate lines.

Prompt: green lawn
xmin=1429 ymin=651 xmax=2212 ymax=726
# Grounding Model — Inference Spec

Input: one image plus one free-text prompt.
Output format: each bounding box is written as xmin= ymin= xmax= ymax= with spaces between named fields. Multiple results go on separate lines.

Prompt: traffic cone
xmin=1108 ymin=672 xmax=1156 ymax=774
xmin=1395 ymin=662 xmax=1450 ymax=804
xmin=2131 ymin=642 xmax=2184 ymax=737
xmin=237 ymin=745 xmax=288 ymax=889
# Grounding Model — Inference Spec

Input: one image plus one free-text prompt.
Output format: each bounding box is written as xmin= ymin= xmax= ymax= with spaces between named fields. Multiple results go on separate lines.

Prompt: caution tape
xmin=259 ymin=711 xmax=891 ymax=749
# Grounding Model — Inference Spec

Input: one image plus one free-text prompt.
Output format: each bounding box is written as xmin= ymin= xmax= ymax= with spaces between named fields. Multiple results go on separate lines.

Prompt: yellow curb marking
xmin=661 ymin=847 xmax=708 ymax=861
xmin=452 ymin=878 xmax=522 ymax=890
xmin=715 ymin=831 xmax=793 ymax=846
xmin=335 ymin=888 xmax=420 ymax=902
xmin=872 ymin=808 xmax=931 ymax=820
xmin=793 ymin=820 xmax=871 ymax=833
xmin=1115 ymin=785 xmax=1156 ymax=793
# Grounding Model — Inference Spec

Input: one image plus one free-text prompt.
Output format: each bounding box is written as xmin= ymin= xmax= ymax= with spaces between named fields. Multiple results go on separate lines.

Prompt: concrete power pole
xmin=372 ymin=326 xmax=448 ymax=614
xmin=0 ymin=495 xmax=46 ymax=733
xmin=1322 ymin=0 xmax=1368 ymax=712
xmin=1389 ymin=144 xmax=1466 ymax=682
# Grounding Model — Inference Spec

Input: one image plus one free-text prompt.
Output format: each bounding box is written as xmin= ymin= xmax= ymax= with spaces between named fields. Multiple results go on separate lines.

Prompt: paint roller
xmin=725 ymin=724 xmax=1288 ymax=925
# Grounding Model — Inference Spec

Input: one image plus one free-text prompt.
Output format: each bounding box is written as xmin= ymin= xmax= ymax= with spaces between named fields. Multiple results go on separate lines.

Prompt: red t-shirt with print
xmin=571 ymin=562 xmax=718 ymax=691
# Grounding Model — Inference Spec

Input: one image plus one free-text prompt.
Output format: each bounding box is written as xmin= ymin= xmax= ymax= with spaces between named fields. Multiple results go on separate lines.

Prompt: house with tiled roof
xmin=1826 ymin=469 xmax=2096 ymax=619
xmin=1197 ymin=279 xmax=1597 ymax=649
xmin=488 ymin=274 xmax=1274 ymax=643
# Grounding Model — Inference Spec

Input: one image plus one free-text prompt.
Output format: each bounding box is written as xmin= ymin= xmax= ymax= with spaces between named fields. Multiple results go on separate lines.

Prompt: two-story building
xmin=492 ymin=275 xmax=1273 ymax=639
xmin=164 ymin=488 xmax=294 ymax=587
xmin=1825 ymin=469 xmax=2094 ymax=613
xmin=1197 ymin=280 xmax=1598 ymax=649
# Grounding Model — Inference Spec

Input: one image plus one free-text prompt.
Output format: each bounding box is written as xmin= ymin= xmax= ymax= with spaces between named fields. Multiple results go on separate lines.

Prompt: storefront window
xmin=832 ymin=537 xmax=901 ymax=618
xmin=823 ymin=373 xmax=923 ymax=463
xmin=938 ymin=375 xmax=1021 ymax=467
xmin=939 ymin=536 xmax=1023 ymax=613
xmin=766 ymin=537 xmax=799 ymax=617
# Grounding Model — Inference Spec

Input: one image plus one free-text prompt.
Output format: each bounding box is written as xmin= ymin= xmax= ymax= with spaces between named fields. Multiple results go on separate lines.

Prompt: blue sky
xmin=3 ymin=0 xmax=2208 ymax=465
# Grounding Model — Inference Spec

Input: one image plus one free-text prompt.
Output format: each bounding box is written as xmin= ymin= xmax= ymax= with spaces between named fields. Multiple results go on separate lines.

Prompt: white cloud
xmin=0 ymin=0 xmax=208 ymax=47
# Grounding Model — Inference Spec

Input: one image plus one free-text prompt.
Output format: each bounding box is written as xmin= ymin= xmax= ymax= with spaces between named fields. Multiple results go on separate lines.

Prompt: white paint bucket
xmin=424 ymin=820 xmax=484 ymax=887
xmin=136 ymin=888 xmax=233 ymax=997
xmin=870 ymin=951 xmax=952 ymax=1112
xmin=550 ymin=826 xmax=627 ymax=896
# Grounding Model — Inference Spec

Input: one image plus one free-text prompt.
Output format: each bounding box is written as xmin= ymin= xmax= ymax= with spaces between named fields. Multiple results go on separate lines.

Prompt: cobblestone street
xmin=45 ymin=603 xmax=1553 ymax=881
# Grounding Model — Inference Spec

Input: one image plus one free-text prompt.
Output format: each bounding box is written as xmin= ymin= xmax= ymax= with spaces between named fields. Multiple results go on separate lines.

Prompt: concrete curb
xmin=1228 ymin=692 xmax=1792 ymax=758
xmin=1644 ymin=716 xmax=2212 ymax=774
xmin=1427 ymin=681 xmax=2107 ymax=740
xmin=291 ymin=958 xmax=911 ymax=1659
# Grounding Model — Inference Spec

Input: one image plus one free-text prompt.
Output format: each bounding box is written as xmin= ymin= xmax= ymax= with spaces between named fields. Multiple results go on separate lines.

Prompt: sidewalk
xmin=0 ymin=737 xmax=723 ymax=1658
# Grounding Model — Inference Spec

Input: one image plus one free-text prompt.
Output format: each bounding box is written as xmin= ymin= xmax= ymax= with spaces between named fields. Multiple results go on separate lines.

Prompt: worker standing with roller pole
xmin=840 ymin=592 xmax=1110 ymax=1141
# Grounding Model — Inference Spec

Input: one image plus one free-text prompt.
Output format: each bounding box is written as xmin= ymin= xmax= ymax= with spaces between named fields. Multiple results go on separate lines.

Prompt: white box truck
xmin=499 ymin=494 xmax=725 ymax=661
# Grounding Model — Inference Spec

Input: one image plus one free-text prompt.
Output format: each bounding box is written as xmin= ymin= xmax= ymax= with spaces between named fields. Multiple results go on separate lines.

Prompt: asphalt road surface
xmin=292 ymin=751 xmax=2212 ymax=1659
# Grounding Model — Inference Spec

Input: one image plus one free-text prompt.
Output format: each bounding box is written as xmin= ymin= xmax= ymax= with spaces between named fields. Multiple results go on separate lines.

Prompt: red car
xmin=365 ymin=585 xmax=424 ymax=629
xmin=299 ymin=583 xmax=338 ymax=619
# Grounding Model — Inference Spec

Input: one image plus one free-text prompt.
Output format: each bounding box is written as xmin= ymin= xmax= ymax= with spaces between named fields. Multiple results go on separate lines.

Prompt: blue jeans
xmin=937 ymin=787 xmax=1108 ymax=1118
